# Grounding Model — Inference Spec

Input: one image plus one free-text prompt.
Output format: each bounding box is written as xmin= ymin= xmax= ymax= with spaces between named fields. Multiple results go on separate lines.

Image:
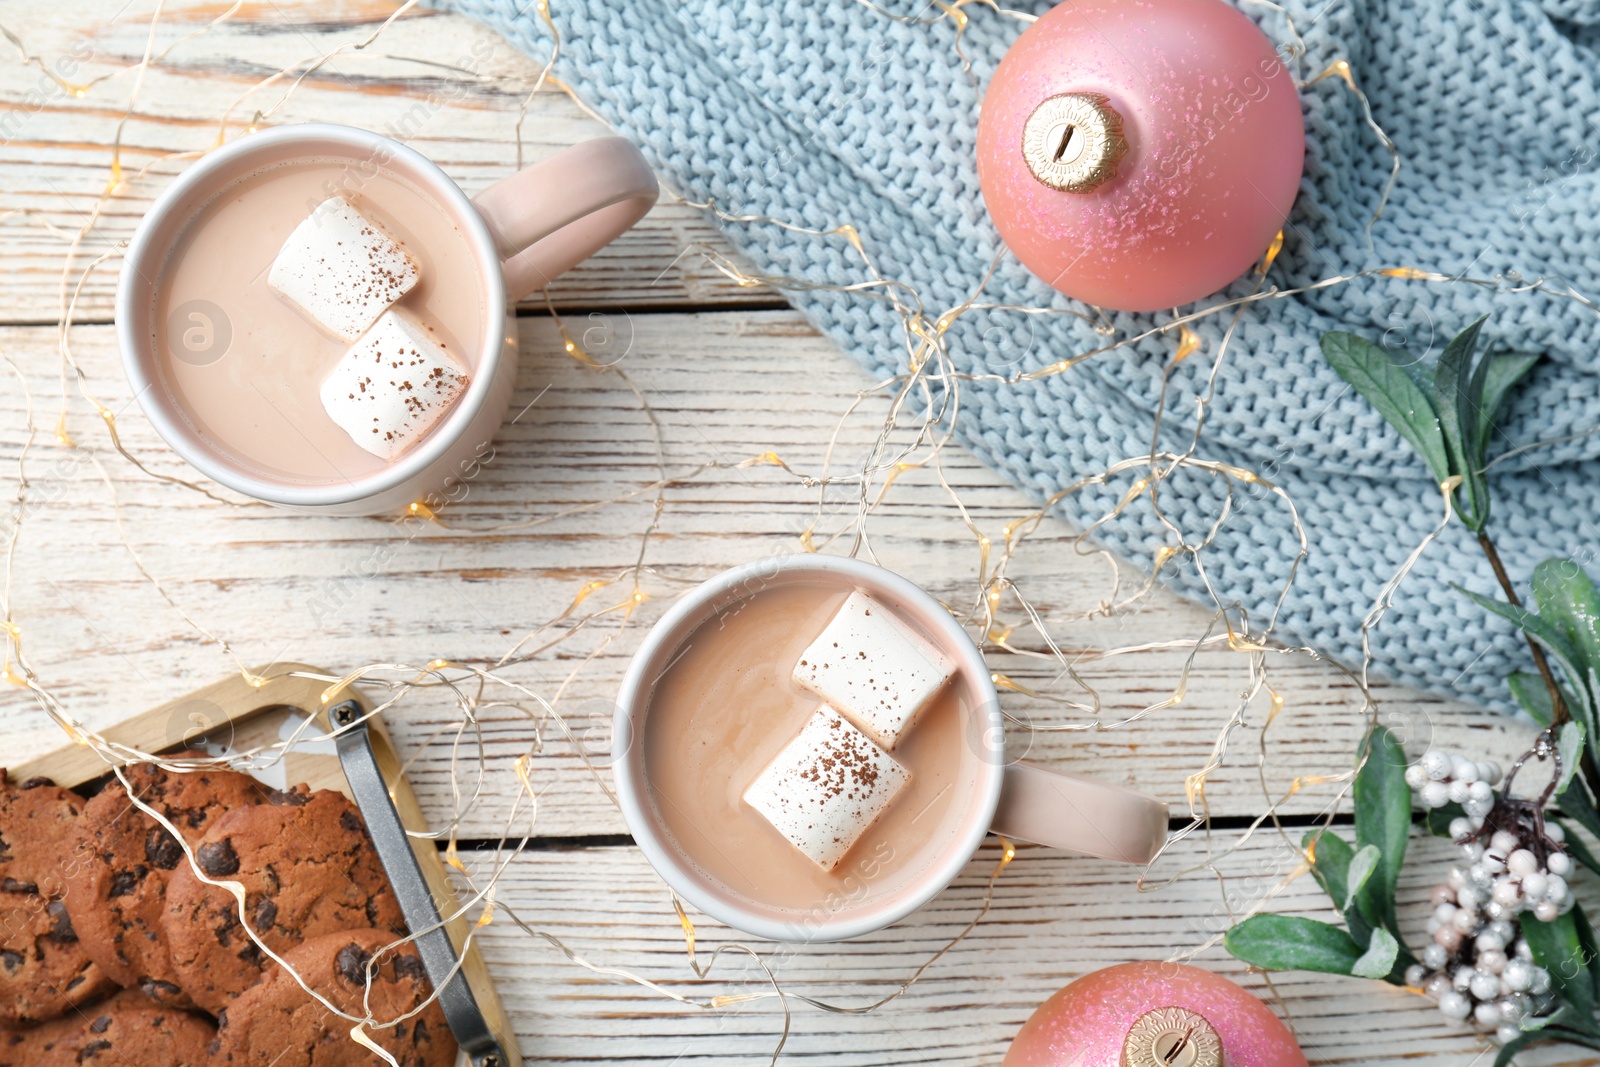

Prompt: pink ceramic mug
xmin=611 ymin=555 xmax=1170 ymax=942
xmin=117 ymin=123 xmax=657 ymax=515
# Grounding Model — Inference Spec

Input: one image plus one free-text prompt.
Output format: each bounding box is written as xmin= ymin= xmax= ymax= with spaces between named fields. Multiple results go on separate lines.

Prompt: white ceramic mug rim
xmin=612 ymin=554 xmax=1006 ymax=942
xmin=114 ymin=123 xmax=508 ymax=508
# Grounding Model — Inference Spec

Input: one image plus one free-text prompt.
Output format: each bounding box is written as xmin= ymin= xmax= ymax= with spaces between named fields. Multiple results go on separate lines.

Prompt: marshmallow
xmin=743 ymin=705 xmax=910 ymax=870
xmin=268 ymin=197 xmax=418 ymax=341
xmin=320 ymin=309 xmax=469 ymax=460
xmin=792 ymin=591 xmax=955 ymax=749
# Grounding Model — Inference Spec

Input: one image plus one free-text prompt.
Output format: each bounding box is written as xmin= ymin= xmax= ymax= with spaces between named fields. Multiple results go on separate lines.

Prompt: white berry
xmin=1547 ymin=851 xmax=1571 ymax=876
xmin=1422 ymin=750 xmax=1453 ymax=780
xmin=1447 ymin=779 xmax=1470 ymax=805
xmin=1448 ymin=866 xmax=1468 ymax=890
xmin=1423 ymin=943 xmax=1449 ymax=969
xmin=1422 ymin=781 xmax=1450 ymax=808
xmin=1439 ymin=990 xmax=1472 ymax=1020
xmin=1492 ymin=879 xmax=1522 ymax=907
xmin=1496 ymin=1024 xmax=1521 ymax=1045
xmin=1522 ymin=871 xmax=1548 ymax=901
xmin=1468 ymin=780 xmax=1494 ymax=803
xmin=1545 ymin=874 xmax=1569 ymax=902
xmin=1534 ymin=900 xmax=1559 ymax=922
xmin=1530 ymin=967 xmax=1552 ymax=994
xmin=1405 ymin=763 xmax=1428 ymax=790
xmin=1478 ymin=948 xmax=1508 ymax=975
xmin=1491 ymin=830 xmax=1520 ymax=854
xmin=1545 ymin=821 xmax=1565 ymax=843
xmin=1463 ymin=796 xmax=1493 ymax=819
xmin=1507 ymin=849 xmax=1539 ymax=878
xmin=1470 ymin=972 xmax=1500 ymax=1000
xmin=1503 ymin=958 xmax=1534 ymax=992
xmin=1481 ymin=761 xmax=1503 ymax=784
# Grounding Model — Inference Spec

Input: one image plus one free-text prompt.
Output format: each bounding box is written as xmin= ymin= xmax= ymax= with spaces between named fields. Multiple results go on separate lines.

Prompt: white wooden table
xmin=0 ymin=3 xmax=1586 ymax=1063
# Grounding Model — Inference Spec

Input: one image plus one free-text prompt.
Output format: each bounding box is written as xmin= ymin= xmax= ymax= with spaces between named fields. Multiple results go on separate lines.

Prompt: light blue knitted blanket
xmin=444 ymin=0 xmax=1600 ymax=712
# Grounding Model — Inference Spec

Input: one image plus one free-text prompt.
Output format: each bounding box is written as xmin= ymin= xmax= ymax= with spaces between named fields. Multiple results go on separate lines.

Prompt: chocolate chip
xmin=18 ymin=777 xmax=53 ymax=790
xmin=77 ymin=1038 xmax=112 ymax=1061
xmin=251 ymin=896 xmax=277 ymax=931
xmin=339 ymin=809 xmax=363 ymax=834
xmin=90 ymin=1015 xmax=112 ymax=1034
xmin=196 ymin=839 xmax=239 ymax=877
xmin=412 ymin=1019 xmax=429 ymax=1046
xmin=108 ymin=870 xmax=140 ymax=897
xmin=45 ymin=900 xmax=77 ymax=943
xmin=145 ymin=826 xmax=183 ymax=870
xmin=2 ymin=877 xmax=37 ymax=894
xmin=392 ymin=953 xmax=426 ymax=982
xmin=139 ymin=978 xmax=184 ymax=1002
xmin=266 ymin=789 xmax=307 ymax=807
xmin=0 ymin=950 xmax=22 ymax=973
xmin=335 ymin=942 xmax=372 ymax=986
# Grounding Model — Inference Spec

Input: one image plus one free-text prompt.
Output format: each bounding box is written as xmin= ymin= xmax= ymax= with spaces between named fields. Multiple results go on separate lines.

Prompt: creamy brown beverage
xmin=150 ymin=159 xmax=486 ymax=486
xmin=642 ymin=581 xmax=983 ymax=922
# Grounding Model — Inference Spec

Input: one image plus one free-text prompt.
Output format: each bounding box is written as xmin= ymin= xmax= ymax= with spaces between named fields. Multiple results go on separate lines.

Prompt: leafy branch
xmin=1321 ymin=318 xmax=1564 ymax=723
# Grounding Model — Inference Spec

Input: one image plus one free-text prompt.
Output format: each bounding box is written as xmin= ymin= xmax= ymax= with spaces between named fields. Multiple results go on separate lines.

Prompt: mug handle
xmin=472 ymin=136 xmax=659 ymax=302
xmin=992 ymin=761 xmax=1169 ymax=864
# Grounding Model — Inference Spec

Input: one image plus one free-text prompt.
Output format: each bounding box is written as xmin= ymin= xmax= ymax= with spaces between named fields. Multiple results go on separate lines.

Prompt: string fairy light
xmin=3 ymin=0 xmax=1594 ymax=1060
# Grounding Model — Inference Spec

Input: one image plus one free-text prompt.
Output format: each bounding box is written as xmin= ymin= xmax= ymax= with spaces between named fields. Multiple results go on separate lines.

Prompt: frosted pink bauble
xmin=1003 ymin=963 xmax=1308 ymax=1067
xmin=977 ymin=0 xmax=1305 ymax=312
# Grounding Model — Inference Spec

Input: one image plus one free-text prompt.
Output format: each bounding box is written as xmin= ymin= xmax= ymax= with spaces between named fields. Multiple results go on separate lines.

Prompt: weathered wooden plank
xmin=0 ymin=311 xmax=1545 ymax=837
xmin=463 ymin=835 xmax=1593 ymax=1065
xmin=0 ymin=0 xmax=776 ymax=324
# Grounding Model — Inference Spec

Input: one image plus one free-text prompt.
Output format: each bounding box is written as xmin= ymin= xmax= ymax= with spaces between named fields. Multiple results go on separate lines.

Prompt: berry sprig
xmin=1403 ymin=737 xmax=1578 ymax=1044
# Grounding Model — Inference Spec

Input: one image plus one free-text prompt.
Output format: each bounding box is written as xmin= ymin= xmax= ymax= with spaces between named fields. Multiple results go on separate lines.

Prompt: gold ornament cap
xmin=1021 ymin=92 xmax=1128 ymax=193
xmin=1121 ymin=1007 xmax=1223 ymax=1067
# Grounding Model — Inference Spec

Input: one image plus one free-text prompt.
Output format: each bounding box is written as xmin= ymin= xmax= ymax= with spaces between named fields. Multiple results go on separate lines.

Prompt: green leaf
xmin=1531 ymin=559 xmax=1600 ymax=710
xmin=1559 ymin=721 xmax=1586 ymax=795
xmin=1495 ymin=1024 xmax=1600 ymax=1066
xmin=1509 ymin=670 xmax=1556 ymax=726
xmin=1425 ymin=801 xmax=1467 ymax=837
xmin=1479 ymin=352 xmax=1540 ymax=453
xmin=1522 ymin=909 xmax=1598 ymax=1019
xmin=1494 ymin=1032 xmax=1542 ymax=1066
xmin=1456 ymin=585 xmax=1594 ymax=724
xmin=1322 ymin=332 xmax=1451 ymax=484
xmin=1344 ymin=844 xmax=1381 ymax=912
xmin=1556 ymin=775 xmax=1600 ymax=844
xmin=1224 ymin=914 xmax=1367 ymax=976
xmin=1434 ymin=315 xmax=1491 ymax=530
xmin=1353 ymin=725 xmax=1411 ymax=945
xmin=1302 ymin=829 xmax=1374 ymax=948
xmin=1552 ymin=819 xmax=1600 ymax=877
xmin=1351 ymin=926 xmax=1399 ymax=980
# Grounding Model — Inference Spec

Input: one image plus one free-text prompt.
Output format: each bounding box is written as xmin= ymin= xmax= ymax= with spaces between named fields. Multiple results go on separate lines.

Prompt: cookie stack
xmin=0 ymin=766 xmax=458 ymax=1066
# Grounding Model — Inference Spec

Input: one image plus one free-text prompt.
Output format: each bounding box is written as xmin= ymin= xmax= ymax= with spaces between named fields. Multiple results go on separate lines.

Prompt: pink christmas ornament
xmin=1003 ymin=962 xmax=1308 ymax=1067
xmin=977 ymin=0 xmax=1305 ymax=312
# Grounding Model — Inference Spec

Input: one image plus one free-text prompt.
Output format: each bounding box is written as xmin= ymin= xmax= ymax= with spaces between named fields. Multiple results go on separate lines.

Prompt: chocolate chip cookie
xmin=0 ymin=771 xmax=117 ymax=1024
xmin=1 ymin=989 xmax=215 ymax=1066
xmin=213 ymin=929 xmax=456 ymax=1067
xmin=163 ymin=790 xmax=407 ymax=1013
xmin=65 ymin=762 xmax=286 ymax=1008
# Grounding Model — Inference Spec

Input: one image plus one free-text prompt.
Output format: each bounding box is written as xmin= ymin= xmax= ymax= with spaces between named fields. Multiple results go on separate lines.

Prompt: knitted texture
xmin=444 ymin=0 xmax=1600 ymax=711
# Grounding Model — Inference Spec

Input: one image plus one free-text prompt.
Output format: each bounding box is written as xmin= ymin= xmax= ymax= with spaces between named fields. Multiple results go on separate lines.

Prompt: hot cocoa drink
xmin=149 ymin=157 xmax=486 ymax=486
xmin=641 ymin=581 xmax=984 ymax=923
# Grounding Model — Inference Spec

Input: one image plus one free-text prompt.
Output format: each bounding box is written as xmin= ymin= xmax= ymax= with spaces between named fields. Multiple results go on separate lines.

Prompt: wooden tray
xmin=13 ymin=661 xmax=521 ymax=1067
